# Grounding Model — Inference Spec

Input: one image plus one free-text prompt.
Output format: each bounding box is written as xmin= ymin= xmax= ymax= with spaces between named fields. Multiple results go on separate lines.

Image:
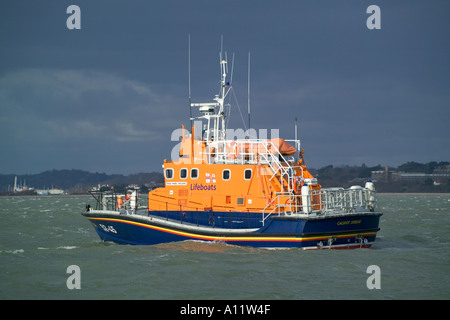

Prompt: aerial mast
xmin=189 ymin=37 xmax=232 ymax=142
xmin=295 ymin=117 xmax=298 ymax=162
xmin=188 ymin=34 xmax=192 ymax=130
xmin=248 ymin=52 xmax=251 ymax=131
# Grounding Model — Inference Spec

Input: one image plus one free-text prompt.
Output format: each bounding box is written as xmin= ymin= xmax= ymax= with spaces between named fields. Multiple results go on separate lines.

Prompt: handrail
xmin=261 ymin=187 xmax=377 ymax=225
xmin=201 ymin=138 xmax=299 ymax=194
xmin=88 ymin=190 xmax=139 ymax=212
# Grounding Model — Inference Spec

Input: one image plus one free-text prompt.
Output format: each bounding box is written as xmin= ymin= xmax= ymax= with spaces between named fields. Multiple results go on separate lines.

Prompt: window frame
xmin=222 ymin=169 xmax=231 ymax=181
xmin=191 ymin=168 xmax=199 ymax=179
xmin=180 ymin=168 xmax=188 ymax=179
xmin=165 ymin=168 xmax=174 ymax=180
xmin=244 ymin=169 xmax=252 ymax=180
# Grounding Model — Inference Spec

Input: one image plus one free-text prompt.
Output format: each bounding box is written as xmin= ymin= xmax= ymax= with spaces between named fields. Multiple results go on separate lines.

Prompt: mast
xmin=248 ymin=52 xmax=251 ymax=131
xmin=295 ymin=117 xmax=298 ymax=142
xmin=295 ymin=117 xmax=298 ymax=162
xmin=218 ymin=49 xmax=227 ymax=140
xmin=188 ymin=34 xmax=192 ymax=130
xmin=190 ymin=39 xmax=231 ymax=142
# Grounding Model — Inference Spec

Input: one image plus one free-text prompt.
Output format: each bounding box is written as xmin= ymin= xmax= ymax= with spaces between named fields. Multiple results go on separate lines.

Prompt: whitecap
xmin=57 ymin=246 xmax=78 ymax=250
xmin=7 ymin=249 xmax=24 ymax=254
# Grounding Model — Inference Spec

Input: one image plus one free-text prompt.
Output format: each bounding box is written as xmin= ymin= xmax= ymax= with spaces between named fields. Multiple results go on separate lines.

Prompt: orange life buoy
xmin=227 ymin=141 xmax=239 ymax=159
xmin=116 ymin=196 xmax=124 ymax=209
xmin=293 ymin=178 xmax=302 ymax=194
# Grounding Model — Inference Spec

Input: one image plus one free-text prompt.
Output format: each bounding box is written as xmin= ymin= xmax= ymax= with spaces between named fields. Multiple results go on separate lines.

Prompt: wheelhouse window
xmin=191 ymin=168 xmax=199 ymax=179
xmin=180 ymin=168 xmax=188 ymax=179
xmin=222 ymin=169 xmax=231 ymax=181
xmin=165 ymin=168 xmax=174 ymax=179
xmin=244 ymin=169 xmax=252 ymax=180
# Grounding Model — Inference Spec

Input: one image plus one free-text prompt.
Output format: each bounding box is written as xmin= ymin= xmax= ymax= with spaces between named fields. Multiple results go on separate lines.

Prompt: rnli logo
xmin=191 ymin=172 xmax=217 ymax=191
xmin=205 ymin=173 xmax=216 ymax=183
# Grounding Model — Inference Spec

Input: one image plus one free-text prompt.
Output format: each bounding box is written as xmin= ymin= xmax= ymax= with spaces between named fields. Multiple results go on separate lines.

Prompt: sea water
xmin=0 ymin=194 xmax=449 ymax=300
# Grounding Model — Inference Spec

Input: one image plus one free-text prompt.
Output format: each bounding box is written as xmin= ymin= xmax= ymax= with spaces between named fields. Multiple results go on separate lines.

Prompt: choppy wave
xmin=0 ymin=194 xmax=449 ymax=299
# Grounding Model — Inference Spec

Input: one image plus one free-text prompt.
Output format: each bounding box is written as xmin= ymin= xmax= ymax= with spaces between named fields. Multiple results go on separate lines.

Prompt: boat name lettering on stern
xmin=337 ymin=220 xmax=361 ymax=226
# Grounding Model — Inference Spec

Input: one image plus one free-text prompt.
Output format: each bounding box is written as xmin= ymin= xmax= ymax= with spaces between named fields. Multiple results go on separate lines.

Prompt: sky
xmin=1 ymin=0 xmax=449 ymax=175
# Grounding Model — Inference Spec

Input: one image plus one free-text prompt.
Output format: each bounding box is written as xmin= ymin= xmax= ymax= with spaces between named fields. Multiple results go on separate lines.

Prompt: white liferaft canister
xmin=365 ymin=180 xmax=375 ymax=210
xmin=301 ymin=184 xmax=312 ymax=214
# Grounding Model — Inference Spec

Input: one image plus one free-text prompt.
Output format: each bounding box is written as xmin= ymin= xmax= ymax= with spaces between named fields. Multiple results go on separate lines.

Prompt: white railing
xmin=88 ymin=190 xmax=139 ymax=212
xmin=203 ymin=139 xmax=296 ymax=164
xmin=261 ymin=186 xmax=377 ymax=225
xmin=202 ymin=138 xmax=301 ymax=193
xmin=320 ymin=186 xmax=376 ymax=213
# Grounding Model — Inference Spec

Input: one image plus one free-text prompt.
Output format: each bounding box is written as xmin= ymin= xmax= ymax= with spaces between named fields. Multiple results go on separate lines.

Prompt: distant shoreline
xmin=0 ymin=194 xmax=91 ymax=198
xmin=1 ymin=192 xmax=449 ymax=198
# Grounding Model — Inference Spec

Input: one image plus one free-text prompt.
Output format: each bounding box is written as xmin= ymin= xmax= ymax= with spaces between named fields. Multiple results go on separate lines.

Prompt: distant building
xmin=34 ymin=188 xmax=65 ymax=195
xmin=371 ymin=164 xmax=450 ymax=185
xmin=13 ymin=176 xmax=34 ymax=193
xmin=371 ymin=166 xmax=391 ymax=182
xmin=432 ymin=165 xmax=450 ymax=185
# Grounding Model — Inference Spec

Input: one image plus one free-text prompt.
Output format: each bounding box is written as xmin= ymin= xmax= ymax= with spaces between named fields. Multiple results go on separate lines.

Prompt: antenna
xmin=295 ymin=117 xmax=298 ymax=139
xmin=188 ymin=34 xmax=192 ymax=129
xmin=219 ymin=35 xmax=223 ymax=75
xmin=247 ymin=52 xmax=251 ymax=131
xmin=295 ymin=117 xmax=299 ymax=161
xmin=230 ymin=52 xmax=235 ymax=85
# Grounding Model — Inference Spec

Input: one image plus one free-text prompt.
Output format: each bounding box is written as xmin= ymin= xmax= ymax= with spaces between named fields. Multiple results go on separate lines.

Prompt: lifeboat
xmin=82 ymin=45 xmax=382 ymax=249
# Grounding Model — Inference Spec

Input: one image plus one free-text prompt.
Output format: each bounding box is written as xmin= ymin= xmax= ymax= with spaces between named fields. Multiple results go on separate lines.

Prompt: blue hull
xmin=83 ymin=210 xmax=382 ymax=249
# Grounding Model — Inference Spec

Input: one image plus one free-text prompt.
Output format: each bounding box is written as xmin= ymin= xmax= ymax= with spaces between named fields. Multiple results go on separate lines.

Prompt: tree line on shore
xmin=1 ymin=161 xmax=449 ymax=195
xmin=309 ymin=161 xmax=450 ymax=193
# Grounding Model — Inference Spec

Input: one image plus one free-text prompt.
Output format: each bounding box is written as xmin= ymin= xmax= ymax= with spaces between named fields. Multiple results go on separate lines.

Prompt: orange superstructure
xmin=148 ymin=126 xmax=322 ymax=216
xmin=82 ymin=44 xmax=382 ymax=249
xmin=147 ymin=49 xmax=323 ymax=217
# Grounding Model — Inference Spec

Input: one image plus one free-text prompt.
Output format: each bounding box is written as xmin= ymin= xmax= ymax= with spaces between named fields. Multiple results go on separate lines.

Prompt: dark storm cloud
xmin=0 ymin=67 xmax=186 ymax=173
xmin=0 ymin=0 xmax=449 ymax=174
